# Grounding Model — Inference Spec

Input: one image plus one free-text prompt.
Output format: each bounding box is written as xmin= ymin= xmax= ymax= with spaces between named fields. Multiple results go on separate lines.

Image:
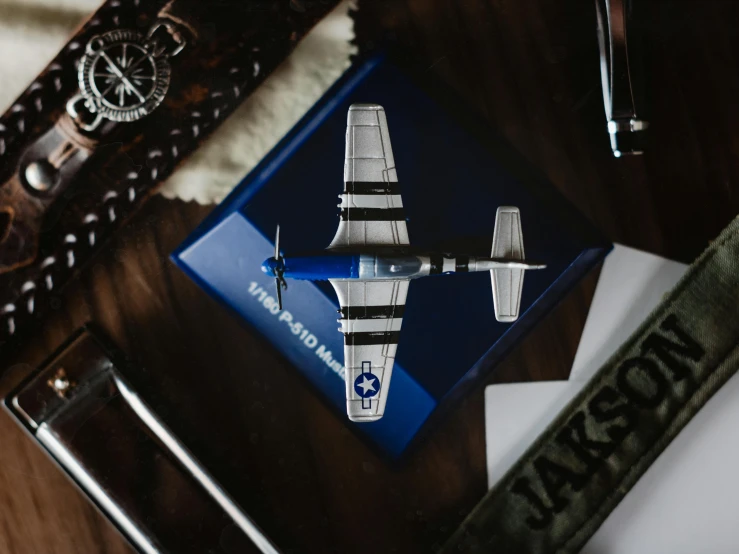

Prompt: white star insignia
xmin=357 ymin=376 xmax=377 ymax=395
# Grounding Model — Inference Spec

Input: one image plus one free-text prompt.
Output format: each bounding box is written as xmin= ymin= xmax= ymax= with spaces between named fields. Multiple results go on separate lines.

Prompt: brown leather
xmin=5 ymin=114 xmax=99 ymax=272
xmin=158 ymin=0 xmax=201 ymax=41
xmin=0 ymin=0 xmax=341 ymax=353
xmin=0 ymin=175 xmax=46 ymax=274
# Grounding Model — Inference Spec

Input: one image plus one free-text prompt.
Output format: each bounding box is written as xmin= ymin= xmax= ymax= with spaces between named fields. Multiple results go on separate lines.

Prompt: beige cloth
xmin=0 ymin=0 xmax=357 ymax=204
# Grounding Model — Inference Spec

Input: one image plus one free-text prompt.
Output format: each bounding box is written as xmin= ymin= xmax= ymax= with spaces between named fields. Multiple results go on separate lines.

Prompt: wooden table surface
xmin=2 ymin=0 xmax=739 ymax=552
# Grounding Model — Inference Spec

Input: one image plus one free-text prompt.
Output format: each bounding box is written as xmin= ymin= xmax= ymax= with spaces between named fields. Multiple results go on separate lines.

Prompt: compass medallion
xmin=77 ymin=29 xmax=171 ymax=123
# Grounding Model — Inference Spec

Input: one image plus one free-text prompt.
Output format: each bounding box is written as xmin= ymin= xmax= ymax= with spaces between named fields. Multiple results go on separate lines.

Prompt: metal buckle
xmin=146 ymin=20 xmax=187 ymax=58
xmin=66 ymin=93 xmax=103 ymax=133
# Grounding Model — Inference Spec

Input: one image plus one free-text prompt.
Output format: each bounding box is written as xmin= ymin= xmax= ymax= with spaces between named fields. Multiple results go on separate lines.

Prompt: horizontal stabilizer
xmin=491 ymin=206 xmax=525 ymax=322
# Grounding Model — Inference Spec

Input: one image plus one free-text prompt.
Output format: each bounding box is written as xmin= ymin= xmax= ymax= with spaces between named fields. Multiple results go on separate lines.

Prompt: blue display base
xmin=172 ymin=54 xmax=611 ymax=461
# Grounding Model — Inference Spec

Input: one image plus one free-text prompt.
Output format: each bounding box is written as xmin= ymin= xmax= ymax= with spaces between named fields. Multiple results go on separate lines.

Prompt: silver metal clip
xmin=596 ymin=0 xmax=649 ymax=157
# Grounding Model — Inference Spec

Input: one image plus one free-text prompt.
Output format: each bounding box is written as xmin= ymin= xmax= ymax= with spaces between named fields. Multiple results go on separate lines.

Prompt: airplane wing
xmin=328 ymin=104 xmax=410 ymax=249
xmin=491 ymin=206 xmax=525 ymax=323
xmin=329 ymin=278 xmax=410 ymax=421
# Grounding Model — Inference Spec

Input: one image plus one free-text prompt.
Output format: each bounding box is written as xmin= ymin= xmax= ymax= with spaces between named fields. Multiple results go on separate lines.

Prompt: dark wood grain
xmin=2 ymin=0 xmax=738 ymax=552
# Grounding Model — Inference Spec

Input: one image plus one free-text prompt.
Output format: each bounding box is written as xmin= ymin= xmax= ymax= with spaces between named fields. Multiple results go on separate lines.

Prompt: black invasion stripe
xmin=340 ymin=208 xmax=405 ymax=221
xmin=344 ymin=181 xmax=401 ymax=195
xmin=429 ymin=255 xmax=444 ymax=274
xmin=456 ymin=256 xmax=469 ymax=272
xmin=340 ymin=305 xmax=405 ymax=319
xmin=344 ymin=331 xmax=401 ymax=346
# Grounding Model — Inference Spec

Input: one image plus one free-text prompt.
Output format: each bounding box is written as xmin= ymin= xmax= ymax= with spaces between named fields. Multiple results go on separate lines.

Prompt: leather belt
xmin=0 ymin=0 xmax=340 ymax=356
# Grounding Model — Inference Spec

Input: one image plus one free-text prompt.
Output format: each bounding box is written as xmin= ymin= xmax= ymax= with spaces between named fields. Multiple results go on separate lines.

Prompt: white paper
xmin=485 ymin=382 xmax=579 ymax=488
xmin=570 ymin=244 xmax=687 ymax=382
xmin=483 ymin=245 xmax=739 ymax=553
xmin=485 ymin=375 xmax=739 ymax=553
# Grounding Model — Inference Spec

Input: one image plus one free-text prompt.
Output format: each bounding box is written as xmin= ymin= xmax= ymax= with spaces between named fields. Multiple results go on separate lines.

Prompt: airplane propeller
xmin=274 ymin=225 xmax=287 ymax=310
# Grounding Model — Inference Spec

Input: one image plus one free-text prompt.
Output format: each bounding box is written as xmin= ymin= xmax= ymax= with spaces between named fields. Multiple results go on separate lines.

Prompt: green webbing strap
xmin=442 ymin=216 xmax=739 ymax=554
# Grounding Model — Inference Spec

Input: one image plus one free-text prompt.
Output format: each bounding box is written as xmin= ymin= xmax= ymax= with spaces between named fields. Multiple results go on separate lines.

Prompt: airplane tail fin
xmin=490 ymin=206 xmax=525 ymax=322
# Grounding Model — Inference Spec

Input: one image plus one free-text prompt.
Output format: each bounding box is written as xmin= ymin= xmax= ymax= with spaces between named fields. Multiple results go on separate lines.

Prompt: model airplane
xmin=262 ymin=104 xmax=545 ymax=422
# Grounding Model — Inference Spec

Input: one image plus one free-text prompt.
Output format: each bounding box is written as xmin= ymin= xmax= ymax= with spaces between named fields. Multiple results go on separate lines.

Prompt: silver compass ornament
xmin=75 ymin=28 xmax=172 ymax=127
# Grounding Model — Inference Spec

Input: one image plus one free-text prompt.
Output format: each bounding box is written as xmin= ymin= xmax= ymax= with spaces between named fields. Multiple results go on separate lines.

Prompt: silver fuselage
xmin=262 ymin=252 xmax=541 ymax=282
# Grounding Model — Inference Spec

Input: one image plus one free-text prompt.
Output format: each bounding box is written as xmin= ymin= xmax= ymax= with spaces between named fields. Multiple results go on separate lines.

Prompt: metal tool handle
xmin=5 ymin=326 xmax=281 ymax=554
